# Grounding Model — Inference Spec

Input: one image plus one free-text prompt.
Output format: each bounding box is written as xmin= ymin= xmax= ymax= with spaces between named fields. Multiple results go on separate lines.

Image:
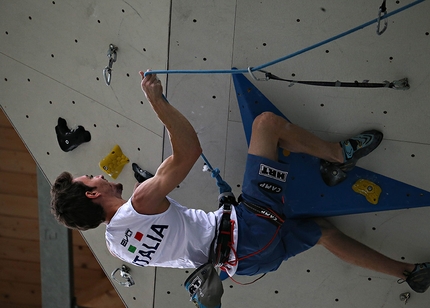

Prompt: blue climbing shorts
xmin=235 ymin=154 xmax=322 ymax=276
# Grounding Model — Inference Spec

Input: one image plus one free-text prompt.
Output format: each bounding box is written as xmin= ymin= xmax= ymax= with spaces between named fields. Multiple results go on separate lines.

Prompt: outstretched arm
xmin=132 ymin=71 xmax=202 ymax=214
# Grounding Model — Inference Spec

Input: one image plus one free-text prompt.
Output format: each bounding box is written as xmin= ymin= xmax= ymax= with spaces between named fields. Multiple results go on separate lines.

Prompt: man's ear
xmin=85 ymin=190 xmax=101 ymax=199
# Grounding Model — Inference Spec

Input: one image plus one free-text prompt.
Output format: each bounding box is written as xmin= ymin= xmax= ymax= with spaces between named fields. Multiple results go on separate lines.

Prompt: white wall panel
xmin=1 ymin=0 xmax=430 ymax=307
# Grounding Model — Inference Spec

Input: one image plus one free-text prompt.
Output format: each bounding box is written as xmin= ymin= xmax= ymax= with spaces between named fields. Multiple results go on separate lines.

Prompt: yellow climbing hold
xmin=282 ymin=149 xmax=290 ymax=157
xmin=99 ymin=144 xmax=129 ymax=179
xmin=352 ymin=179 xmax=382 ymax=205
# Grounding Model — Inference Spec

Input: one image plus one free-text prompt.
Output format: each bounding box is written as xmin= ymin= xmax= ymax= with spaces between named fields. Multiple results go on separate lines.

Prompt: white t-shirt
xmin=105 ymin=196 xmax=238 ymax=276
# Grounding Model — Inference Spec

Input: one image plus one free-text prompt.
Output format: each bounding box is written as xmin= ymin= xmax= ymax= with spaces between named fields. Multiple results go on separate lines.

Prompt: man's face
xmin=74 ymin=174 xmax=123 ymax=198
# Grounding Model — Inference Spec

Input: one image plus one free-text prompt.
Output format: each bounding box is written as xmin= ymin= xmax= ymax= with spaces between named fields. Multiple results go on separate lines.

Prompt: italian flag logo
xmin=128 ymin=232 xmax=143 ymax=253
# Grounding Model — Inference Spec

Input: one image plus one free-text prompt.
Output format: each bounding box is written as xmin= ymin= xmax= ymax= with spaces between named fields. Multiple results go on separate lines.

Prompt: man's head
xmin=50 ymin=172 xmax=123 ymax=230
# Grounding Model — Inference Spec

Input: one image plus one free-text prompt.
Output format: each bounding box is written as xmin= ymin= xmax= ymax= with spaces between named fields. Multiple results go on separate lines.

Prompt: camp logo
xmin=259 ymin=164 xmax=287 ymax=182
xmin=258 ymin=181 xmax=283 ymax=193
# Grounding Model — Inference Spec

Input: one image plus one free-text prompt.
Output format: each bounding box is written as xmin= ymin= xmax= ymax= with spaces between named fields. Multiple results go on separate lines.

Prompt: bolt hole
xmin=274 ymin=290 xmax=279 ymax=294
xmin=411 ymin=154 xmax=415 ymax=157
xmin=263 ymin=43 xmax=267 ymax=46
xmin=28 ymin=16 xmax=32 ymax=20
xmin=193 ymin=19 xmax=197 ymax=22
xmin=75 ymin=39 xmax=78 ymax=43
xmin=372 ymin=227 xmax=376 ymax=230
xmin=296 ymin=19 xmax=300 ymax=22
xmin=47 ymin=152 xmax=50 ymax=155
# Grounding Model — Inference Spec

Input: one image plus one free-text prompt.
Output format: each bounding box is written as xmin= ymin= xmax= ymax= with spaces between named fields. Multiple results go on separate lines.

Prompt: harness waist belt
xmin=215 ymin=203 xmax=233 ymax=266
xmin=239 ymin=196 xmax=285 ymax=227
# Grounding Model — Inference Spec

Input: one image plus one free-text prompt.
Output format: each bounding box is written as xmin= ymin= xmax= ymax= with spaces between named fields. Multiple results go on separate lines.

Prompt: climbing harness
xmin=238 ymin=195 xmax=285 ymax=227
xmin=103 ymin=44 xmax=118 ymax=86
xmin=145 ymin=0 xmax=425 ymax=85
xmin=214 ymin=192 xmax=237 ymax=267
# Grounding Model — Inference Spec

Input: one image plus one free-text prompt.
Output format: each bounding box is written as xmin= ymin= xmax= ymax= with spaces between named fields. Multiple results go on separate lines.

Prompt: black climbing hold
xmin=132 ymin=163 xmax=154 ymax=183
xmin=55 ymin=117 xmax=91 ymax=152
xmin=320 ymin=160 xmax=347 ymax=186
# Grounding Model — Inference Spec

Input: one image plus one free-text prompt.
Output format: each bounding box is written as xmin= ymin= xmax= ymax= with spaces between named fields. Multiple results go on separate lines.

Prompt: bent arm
xmin=132 ymin=71 xmax=202 ymax=214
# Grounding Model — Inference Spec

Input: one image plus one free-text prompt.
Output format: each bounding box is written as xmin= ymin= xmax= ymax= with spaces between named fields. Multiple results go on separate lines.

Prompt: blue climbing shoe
xmin=338 ymin=130 xmax=384 ymax=172
xmin=320 ymin=130 xmax=383 ymax=186
xmin=399 ymin=263 xmax=430 ymax=293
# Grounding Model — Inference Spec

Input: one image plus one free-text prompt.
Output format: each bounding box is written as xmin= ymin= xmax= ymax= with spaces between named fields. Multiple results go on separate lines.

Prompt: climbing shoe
xmin=398 ymin=262 xmax=430 ymax=293
xmin=320 ymin=130 xmax=383 ymax=186
xmin=132 ymin=163 xmax=154 ymax=183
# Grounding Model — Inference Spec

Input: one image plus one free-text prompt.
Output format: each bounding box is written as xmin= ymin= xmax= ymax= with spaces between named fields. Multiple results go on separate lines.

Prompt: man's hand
xmin=139 ymin=70 xmax=164 ymax=104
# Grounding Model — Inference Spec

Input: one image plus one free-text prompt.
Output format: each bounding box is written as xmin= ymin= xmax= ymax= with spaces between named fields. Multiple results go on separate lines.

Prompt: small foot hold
xmin=132 ymin=163 xmax=154 ymax=183
xmin=352 ymin=179 xmax=382 ymax=204
xmin=320 ymin=160 xmax=347 ymax=186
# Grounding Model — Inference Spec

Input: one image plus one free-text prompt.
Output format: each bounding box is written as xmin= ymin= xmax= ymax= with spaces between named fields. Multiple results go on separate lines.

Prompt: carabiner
xmin=247 ymin=67 xmax=269 ymax=81
xmin=377 ymin=0 xmax=388 ymax=35
xmin=103 ymin=44 xmax=118 ymax=86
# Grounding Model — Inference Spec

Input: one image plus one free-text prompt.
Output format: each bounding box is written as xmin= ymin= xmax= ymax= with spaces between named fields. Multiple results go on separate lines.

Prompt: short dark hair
xmin=50 ymin=172 xmax=106 ymax=231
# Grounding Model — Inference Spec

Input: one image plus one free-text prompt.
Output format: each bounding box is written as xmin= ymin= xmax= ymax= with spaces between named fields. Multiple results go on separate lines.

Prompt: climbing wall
xmin=1 ymin=0 xmax=430 ymax=307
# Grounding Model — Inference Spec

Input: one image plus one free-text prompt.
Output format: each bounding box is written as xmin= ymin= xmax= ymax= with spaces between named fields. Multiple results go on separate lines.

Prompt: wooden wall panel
xmin=0 ymin=110 xmax=124 ymax=307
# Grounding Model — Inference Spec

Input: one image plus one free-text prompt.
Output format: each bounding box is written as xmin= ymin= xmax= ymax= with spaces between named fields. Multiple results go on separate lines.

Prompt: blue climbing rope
xmin=145 ymin=0 xmax=426 ymax=78
xmin=200 ymin=153 xmax=232 ymax=194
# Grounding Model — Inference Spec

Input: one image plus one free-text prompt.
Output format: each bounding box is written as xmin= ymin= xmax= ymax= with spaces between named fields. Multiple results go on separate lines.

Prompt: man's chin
xmin=113 ymin=183 xmax=123 ymax=196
